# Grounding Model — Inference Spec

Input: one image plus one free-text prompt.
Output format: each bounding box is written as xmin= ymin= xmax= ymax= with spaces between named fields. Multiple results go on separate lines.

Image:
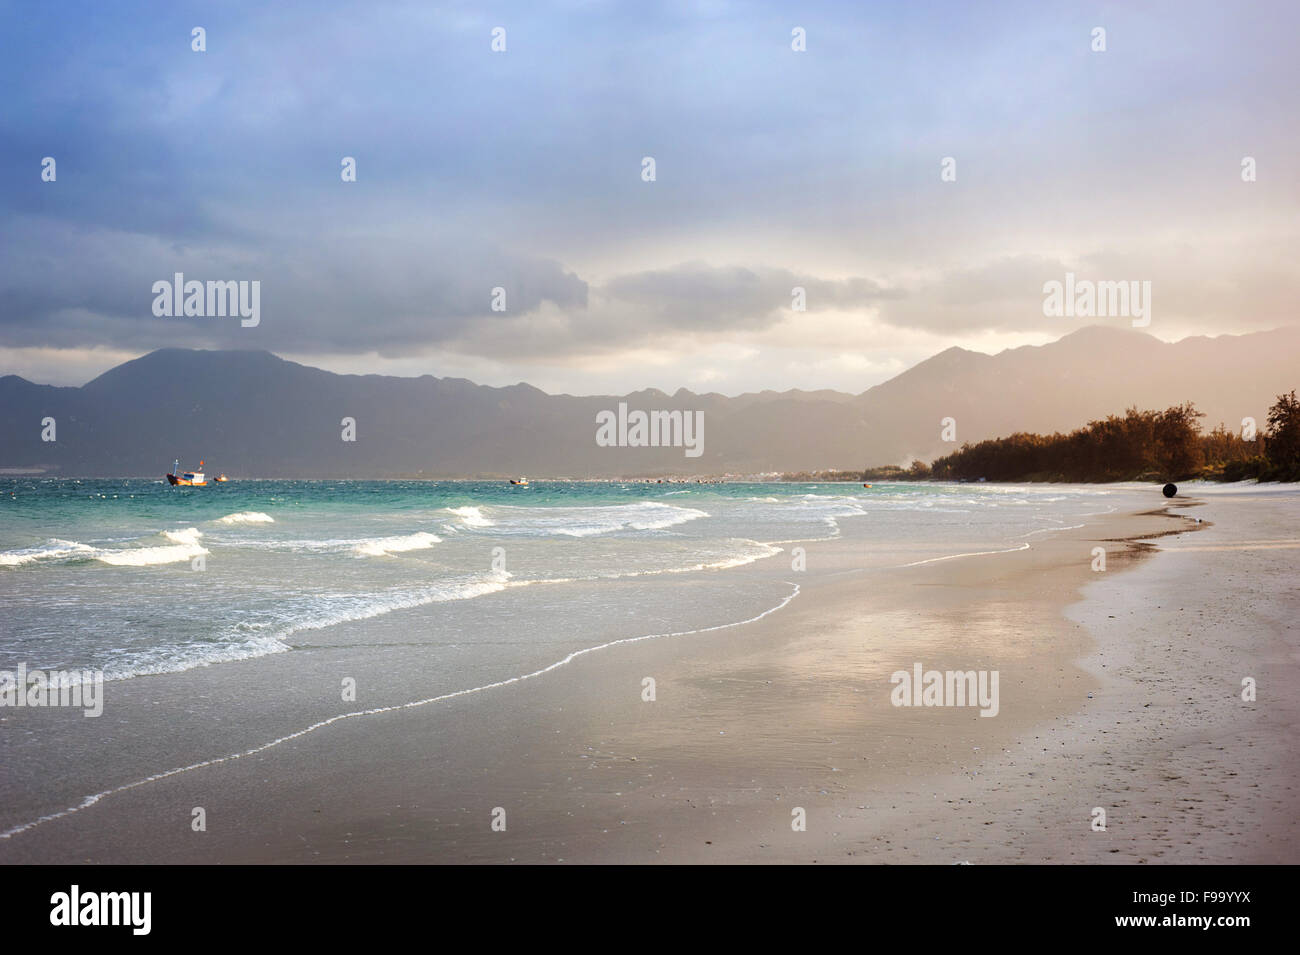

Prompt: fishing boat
xmin=509 ymin=477 xmax=529 ymax=486
xmin=166 ymin=459 xmax=207 ymax=486
xmin=214 ymin=473 xmax=229 ymax=483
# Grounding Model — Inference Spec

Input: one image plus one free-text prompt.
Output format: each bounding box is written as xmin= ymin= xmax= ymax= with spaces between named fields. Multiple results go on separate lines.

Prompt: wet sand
xmin=2 ymin=487 xmax=1296 ymax=863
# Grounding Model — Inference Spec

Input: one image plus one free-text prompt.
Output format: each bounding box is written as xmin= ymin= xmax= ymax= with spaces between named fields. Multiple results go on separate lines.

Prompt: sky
xmin=1 ymin=0 xmax=1297 ymax=394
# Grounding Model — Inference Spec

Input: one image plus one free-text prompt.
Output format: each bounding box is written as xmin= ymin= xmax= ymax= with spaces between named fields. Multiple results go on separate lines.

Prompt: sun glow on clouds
xmin=2 ymin=2 xmax=1297 ymax=393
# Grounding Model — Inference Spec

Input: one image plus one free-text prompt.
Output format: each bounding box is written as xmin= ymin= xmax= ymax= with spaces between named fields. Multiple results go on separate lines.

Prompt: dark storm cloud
xmin=0 ymin=219 xmax=589 ymax=352
xmin=1 ymin=0 xmax=1297 ymax=375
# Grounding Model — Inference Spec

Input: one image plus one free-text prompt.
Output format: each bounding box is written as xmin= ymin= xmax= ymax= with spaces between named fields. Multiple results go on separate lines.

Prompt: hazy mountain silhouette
xmin=2 ymin=326 xmax=1296 ymax=477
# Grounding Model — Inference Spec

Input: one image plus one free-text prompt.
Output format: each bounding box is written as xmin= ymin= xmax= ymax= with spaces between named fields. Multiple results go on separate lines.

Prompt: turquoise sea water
xmin=0 ymin=479 xmax=1121 ymax=682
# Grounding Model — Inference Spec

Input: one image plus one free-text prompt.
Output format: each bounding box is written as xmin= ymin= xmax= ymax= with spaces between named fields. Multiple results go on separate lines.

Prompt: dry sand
xmin=1 ymin=486 xmax=1296 ymax=863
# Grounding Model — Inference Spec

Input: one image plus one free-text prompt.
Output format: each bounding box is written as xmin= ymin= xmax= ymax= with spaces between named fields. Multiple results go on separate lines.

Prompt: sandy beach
xmin=1 ymin=484 xmax=1296 ymax=864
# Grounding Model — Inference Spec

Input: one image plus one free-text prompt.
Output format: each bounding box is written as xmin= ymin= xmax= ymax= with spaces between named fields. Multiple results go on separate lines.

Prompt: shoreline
xmin=1 ymin=489 xmax=1296 ymax=863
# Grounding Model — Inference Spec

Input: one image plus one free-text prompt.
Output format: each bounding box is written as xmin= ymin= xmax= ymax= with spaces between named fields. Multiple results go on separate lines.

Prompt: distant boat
xmin=862 ymin=483 xmax=872 ymax=488
xmin=214 ymin=474 xmax=229 ymax=483
xmin=509 ymin=477 xmax=529 ymax=486
xmin=166 ymin=459 xmax=207 ymax=486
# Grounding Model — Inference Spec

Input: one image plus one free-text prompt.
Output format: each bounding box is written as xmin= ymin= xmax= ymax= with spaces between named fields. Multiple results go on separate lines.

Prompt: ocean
xmin=0 ymin=479 xmax=1124 ymax=687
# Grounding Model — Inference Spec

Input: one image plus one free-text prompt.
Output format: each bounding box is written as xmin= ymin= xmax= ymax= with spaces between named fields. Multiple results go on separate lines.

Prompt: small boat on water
xmin=166 ymin=459 xmax=208 ymax=486
xmin=215 ymin=474 xmax=229 ymax=483
xmin=509 ymin=477 xmax=529 ymax=486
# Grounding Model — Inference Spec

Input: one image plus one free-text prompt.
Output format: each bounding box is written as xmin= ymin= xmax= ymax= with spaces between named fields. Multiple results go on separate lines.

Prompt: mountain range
xmin=2 ymin=325 xmax=1297 ymax=478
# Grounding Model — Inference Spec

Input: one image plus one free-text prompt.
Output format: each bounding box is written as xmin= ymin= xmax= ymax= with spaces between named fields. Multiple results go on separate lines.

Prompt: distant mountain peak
xmin=2 ymin=327 xmax=1295 ymax=477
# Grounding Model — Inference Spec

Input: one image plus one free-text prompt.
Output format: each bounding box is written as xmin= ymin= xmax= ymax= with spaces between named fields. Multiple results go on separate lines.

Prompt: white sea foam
xmin=627 ymin=503 xmax=708 ymax=531
xmin=216 ymin=511 xmax=274 ymax=525
xmin=0 ymin=538 xmax=97 ymax=567
xmin=542 ymin=502 xmax=707 ymax=536
xmin=442 ymin=501 xmax=707 ymax=537
xmin=274 ymin=575 xmax=509 ymax=637
xmin=352 ymin=531 xmax=442 ymax=557
xmin=162 ymin=527 xmax=203 ymax=545
xmin=445 ymin=506 xmax=494 ymax=528
xmin=94 ymin=541 xmax=209 ymax=566
xmin=93 ymin=633 xmax=292 ymax=681
xmin=1 ymin=532 xmax=208 ymax=568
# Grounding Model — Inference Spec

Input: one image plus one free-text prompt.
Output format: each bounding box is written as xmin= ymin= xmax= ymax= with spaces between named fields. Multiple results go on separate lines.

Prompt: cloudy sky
xmin=2 ymin=0 xmax=1296 ymax=393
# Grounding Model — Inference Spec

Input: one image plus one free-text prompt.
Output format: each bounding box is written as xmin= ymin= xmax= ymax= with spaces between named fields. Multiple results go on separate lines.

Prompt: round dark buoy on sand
xmin=1162 ymin=483 xmax=1177 ymax=498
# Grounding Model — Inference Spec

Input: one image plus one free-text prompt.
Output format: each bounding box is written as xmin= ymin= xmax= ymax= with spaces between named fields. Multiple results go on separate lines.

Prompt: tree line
xmin=784 ymin=392 xmax=1300 ymax=483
